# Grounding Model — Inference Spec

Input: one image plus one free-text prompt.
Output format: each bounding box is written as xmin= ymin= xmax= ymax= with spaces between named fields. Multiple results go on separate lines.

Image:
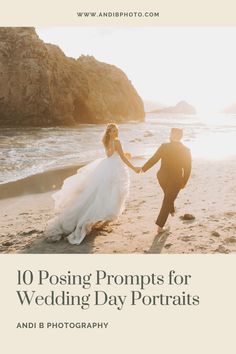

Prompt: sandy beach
xmin=0 ymin=157 xmax=235 ymax=254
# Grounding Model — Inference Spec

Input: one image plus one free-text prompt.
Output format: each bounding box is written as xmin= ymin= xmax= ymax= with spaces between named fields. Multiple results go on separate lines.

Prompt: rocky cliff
xmin=0 ymin=27 xmax=145 ymax=127
xmin=151 ymin=100 xmax=196 ymax=114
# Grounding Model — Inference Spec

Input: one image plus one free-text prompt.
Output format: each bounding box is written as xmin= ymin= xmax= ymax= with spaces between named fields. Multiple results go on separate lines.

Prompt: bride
xmin=45 ymin=123 xmax=139 ymax=245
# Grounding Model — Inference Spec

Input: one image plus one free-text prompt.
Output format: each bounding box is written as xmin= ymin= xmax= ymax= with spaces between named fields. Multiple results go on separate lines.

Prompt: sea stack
xmin=151 ymin=100 xmax=196 ymax=114
xmin=0 ymin=27 xmax=145 ymax=127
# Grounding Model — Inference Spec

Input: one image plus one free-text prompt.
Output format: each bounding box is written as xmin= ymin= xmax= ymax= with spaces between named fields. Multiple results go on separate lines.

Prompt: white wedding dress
xmin=45 ymin=151 xmax=130 ymax=245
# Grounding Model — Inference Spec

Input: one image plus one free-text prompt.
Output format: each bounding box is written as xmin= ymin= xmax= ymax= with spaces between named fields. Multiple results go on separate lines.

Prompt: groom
xmin=140 ymin=128 xmax=192 ymax=234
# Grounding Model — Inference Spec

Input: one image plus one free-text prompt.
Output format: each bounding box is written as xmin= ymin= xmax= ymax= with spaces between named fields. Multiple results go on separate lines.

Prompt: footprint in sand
xmin=211 ymin=231 xmax=220 ymax=237
xmin=224 ymin=237 xmax=236 ymax=244
xmin=20 ymin=229 xmax=40 ymax=236
xmin=99 ymin=232 xmax=109 ymax=237
xmin=197 ymin=245 xmax=207 ymax=250
xmin=180 ymin=214 xmax=195 ymax=221
xmin=181 ymin=236 xmax=193 ymax=242
xmin=2 ymin=241 xmax=13 ymax=247
xmin=164 ymin=243 xmax=172 ymax=249
xmin=214 ymin=245 xmax=230 ymax=253
xmin=225 ymin=211 xmax=236 ymax=217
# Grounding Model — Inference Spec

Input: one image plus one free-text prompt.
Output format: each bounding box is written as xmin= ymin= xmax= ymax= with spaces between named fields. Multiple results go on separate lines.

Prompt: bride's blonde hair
xmin=102 ymin=123 xmax=118 ymax=149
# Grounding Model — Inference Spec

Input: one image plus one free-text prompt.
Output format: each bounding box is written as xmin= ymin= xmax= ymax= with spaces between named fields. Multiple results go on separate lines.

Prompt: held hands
xmin=133 ymin=166 xmax=143 ymax=174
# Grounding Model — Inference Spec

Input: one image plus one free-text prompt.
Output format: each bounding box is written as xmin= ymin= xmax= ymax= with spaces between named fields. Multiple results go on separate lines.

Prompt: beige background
xmin=0 ymin=255 xmax=235 ymax=353
xmin=0 ymin=0 xmax=236 ymax=25
xmin=0 ymin=0 xmax=236 ymax=352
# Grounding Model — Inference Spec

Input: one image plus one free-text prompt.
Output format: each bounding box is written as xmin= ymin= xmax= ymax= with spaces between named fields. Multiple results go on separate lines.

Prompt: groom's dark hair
xmin=170 ymin=128 xmax=183 ymax=141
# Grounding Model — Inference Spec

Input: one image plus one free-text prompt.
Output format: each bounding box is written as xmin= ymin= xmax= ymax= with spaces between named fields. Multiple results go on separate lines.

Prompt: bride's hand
xmin=125 ymin=152 xmax=132 ymax=160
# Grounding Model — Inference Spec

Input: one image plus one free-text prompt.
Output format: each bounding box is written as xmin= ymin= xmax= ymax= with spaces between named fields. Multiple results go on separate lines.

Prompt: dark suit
xmin=142 ymin=141 xmax=192 ymax=227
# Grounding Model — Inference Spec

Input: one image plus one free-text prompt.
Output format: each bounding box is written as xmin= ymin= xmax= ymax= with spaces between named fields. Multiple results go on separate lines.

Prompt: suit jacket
xmin=142 ymin=141 xmax=192 ymax=187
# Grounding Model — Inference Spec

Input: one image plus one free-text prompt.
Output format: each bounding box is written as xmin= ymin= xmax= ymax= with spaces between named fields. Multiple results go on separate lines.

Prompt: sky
xmin=36 ymin=27 xmax=236 ymax=113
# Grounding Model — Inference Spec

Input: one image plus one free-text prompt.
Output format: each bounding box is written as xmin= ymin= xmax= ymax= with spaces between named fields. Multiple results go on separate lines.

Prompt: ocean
xmin=0 ymin=113 xmax=236 ymax=184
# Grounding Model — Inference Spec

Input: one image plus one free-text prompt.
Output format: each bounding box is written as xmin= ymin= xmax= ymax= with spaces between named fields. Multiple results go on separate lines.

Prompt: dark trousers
xmin=156 ymin=179 xmax=181 ymax=228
